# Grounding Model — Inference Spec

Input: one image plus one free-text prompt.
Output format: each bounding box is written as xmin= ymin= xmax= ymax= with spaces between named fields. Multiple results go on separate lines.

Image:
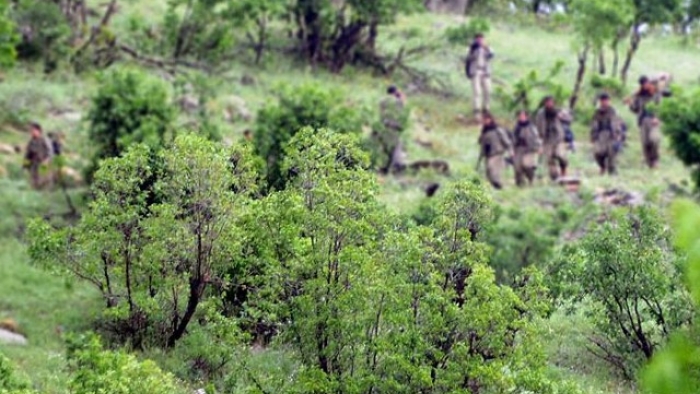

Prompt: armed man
xmin=512 ymin=110 xmax=542 ymax=187
xmin=465 ymin=33 xmax=494 ymax=123
xmin=627 ymin=75 xmax=662 ymax=169
xmin=374 ymin=85 xmax=409 ymax=174
xmin=23 ymin=122 xmax=53 ymax=189
xmin=535 ymin=96 xmax=568 ymax=181
xmin=477 ymin=111 xmax=513 ymax=190
xmin=591 ymin=93 xmax=623 ymax=175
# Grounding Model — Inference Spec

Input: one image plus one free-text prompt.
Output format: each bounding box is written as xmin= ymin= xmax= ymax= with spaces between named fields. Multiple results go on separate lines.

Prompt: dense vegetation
xmin=3 ymin=1 xmax=700 ymax=394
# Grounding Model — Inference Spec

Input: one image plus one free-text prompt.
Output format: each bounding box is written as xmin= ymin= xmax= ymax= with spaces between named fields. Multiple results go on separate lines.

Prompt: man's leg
xmin=472 ymin=73 xmax=483 ymax=119
xmin=482 ymin=75 xmax=492 ymax=112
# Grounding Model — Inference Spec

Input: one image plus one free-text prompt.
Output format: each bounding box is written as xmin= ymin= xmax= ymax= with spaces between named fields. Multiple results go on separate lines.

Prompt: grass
xmin=1 ymin=4 xmax=700 ymax=393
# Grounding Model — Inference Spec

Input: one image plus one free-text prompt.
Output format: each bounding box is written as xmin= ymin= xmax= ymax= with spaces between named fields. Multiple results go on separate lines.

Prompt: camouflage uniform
xmin=591 ymin=106 xmax=623 ymax=175
xmin=629 ymin=89 xmax=661 ymax=168
xmin=512 ymin=120 xmax=542 ymax=187
xmin=535 ymin=107 xmax=568 ymax=180
xmin=24 ymin=135 xmax=52 ymax=189
xmin=479 ymin=125 xmax=512 ymax=189
xmin=466 ymin=43 xmax=493 ymax=118
xmin=375 ymin=95 xmax=408 ymax=173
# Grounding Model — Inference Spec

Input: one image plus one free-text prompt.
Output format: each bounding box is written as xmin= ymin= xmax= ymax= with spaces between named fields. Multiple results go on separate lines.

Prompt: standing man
xmin=535 ymin=96 xmax=568 ymax=180
xmin=375 ymin=85 xmax=409 ymax=174
xmin=628 ymin=75 xmax=662 ymax=168
xmin=478 ymin=111 xmax=512 ymax=190
xmin=591 ymin=93 xmax=623 ymax=175
xmin=512 ymin=110 xmax=542 ymax=187
xmin=465 ymin=33 xmax=494 ymax=123
xmin=23 ymin=122 xmax=52 ymax=189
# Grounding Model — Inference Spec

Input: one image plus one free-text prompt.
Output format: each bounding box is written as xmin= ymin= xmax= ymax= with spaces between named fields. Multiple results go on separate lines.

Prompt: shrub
xmin=12 ymin=0 xmax=71 ymax=72
xmin=444 ymin=17 xmax=491 ymax=46
xmin=253 ymin=83 xmax=365 ymax=191
xmin=66 ymin=333 xmax=186 ymax=394
xmin=85 ymin=67 xmax=175 ymax=182
xmin=549 ymin=206 xmax=693 ymax=380
xmin=0 ymin=353 xmax=33 ymax=393
xmin=590 ymin=74 xmax=625 ymax=97
xmin=658 ymin=86 xmax=700 ymax=189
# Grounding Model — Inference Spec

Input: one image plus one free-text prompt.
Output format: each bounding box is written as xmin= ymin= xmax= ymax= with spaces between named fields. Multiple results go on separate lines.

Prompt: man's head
xmin=543 ymin=96 xmax=555 ymax=109
xmin=387 ymin=85 xmax=398 ymax=96
xmin=599 ymin=92 xmax=611 ymax=108
xmin=482 ymin=110 xmax=494 ymax=127
xmin=475 ymin=33 xmax=484 ymax=45
xmin=639 ymin=75 xmax=653 ymax=91
xmin=29 ymin=122 xmax=42 ymax=138
xmin=517 ymin=110 xmax=529 ymax=123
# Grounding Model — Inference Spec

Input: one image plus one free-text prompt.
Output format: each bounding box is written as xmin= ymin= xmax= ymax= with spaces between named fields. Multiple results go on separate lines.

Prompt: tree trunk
xmin=611 ymin=37 xmax=620 ymax=77
xmin=569 ymin=46 xmax=589 ymax=110
xmin=330 ymin=21 xmax=365 ymax=72
xmin=598 ymin=50 xmax=606 ymax=75
xmin=167 ymin=278 xmax=205 ymax=347
xmin=620 ymin=25 xmax=642 ymax=85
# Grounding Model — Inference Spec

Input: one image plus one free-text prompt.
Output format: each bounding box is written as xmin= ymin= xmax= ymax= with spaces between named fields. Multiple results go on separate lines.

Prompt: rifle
xmin=475 ymin=152 xmax=484 ymax=172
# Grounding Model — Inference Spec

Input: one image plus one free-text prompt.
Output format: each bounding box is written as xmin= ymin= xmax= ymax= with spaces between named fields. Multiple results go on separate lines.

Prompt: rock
xmin=593 ymin=188 xmax=645 ymax=207
xmin=179 ymin=94 xmax=200 ymax=114
xmin=240 ymin=74 xmax=256 ymax=86
xmin=0 ymin=143 xmax=16 ymax=155
xmin=0 ymin=328 xmax=27 ymax=345
xmin=222 ymin=95 xmax=252 ymax=122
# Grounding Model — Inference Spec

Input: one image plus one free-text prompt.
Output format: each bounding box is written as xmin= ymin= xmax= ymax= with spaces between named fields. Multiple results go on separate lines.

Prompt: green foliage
xmin=495 ymin=60 xmax=568 ymax=113
xmin=550 ymin=206 xmax=693 ymax=380
xmin=444 ymin=17 xmax=490 ymax=46
xmin=590 ymin=74 xmax=625 ymax=97
xmin=65 ymin=333 xmax=186 ymax=394
xmin=0 ymin=353 xmax=33 ymax=394
xmin=0 ymin=0 xmax=17 ymax=68
xmin=163 ymin=0 xmax=237 ymax=64
xmin=85 ymin=67 xmax=175 ymax=182
xmin=228 ymin=0 xmax=287 ymax=63
xmin=12 ymin=0 xmax=71 ymax=72
xmin=28 ymin=134 xmax=258 ymax=348
xmin=253 ymin=83 xmax=366 ymax=191
xmin=569 ymin=0 xmax=634 ymax=51
xmin=641 ymin=200 xmax=700 ymax=393
xmin=487 ymin=206 xmax=571 ymax=284
xmin=658 ymin=86 xmax=700 ymax=189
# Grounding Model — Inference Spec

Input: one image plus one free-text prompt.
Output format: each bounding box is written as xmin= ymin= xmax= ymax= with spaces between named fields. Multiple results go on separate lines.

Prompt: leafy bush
xmin=29 ymin=135 xmax=258 ymax=348
xmin=0 ymin=353 xmax=33 ymax=393
xmin=66 ymin=333 xmax=186 ymax=394
xmin=549 ymin=206 xmax=693 ymax=380
xmin=85 ymin=67 xmax=175 ymax=182
xmin=12 ymin=0 xmax=71 ymax=72
xmin=494 ymin=61 xmax=568 ymax=113
xmin=659 ymin=86 xmax=700 ymax=189
xmin=590 ymin=74 xmax=625 ymax=97
xmin=0 ymin=0 xmax=17 ymax=69
xmin=253 ymin=83 xmax=366 ymax=191
xmin=445 ymin=17 xmax=491 ymax=46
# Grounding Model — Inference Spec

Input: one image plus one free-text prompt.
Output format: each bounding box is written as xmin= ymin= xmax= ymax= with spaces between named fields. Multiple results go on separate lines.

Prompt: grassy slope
xmin=1 ymin=4 xmax=698 ymax=393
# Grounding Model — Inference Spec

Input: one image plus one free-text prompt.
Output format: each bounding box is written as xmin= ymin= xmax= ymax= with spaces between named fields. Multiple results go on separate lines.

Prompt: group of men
xmin=467 ymin=32 xmax=668 ymax=189
xmin=23 ymin=122 xmax=62 ymax=189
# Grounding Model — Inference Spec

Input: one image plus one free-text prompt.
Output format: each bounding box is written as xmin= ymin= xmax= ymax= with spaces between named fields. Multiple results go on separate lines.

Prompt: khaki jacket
xmin=535 ymin=108 xmax=564 ymax=145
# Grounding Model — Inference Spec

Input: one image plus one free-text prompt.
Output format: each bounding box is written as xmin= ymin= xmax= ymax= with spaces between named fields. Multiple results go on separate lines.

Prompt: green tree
xmin=0 ymin=0 xmax=17 ymax=68
xmin=658 ymin=87 xmax=700 ymax=189
xmin=12 ymin=0 xmax=71 ymax=72
xmin=28 ymin=134 xmax=257 ymax=348
xmin=642 ymin=199 xmax=700 ymax=393
xmin=85 ymin=67 xmax=175 ymax=182
xmin=253 ymin=83 xmax=366 ymax=191
xmin=0 ymin=353 xmax=34 ymax=394
xmin=229 ymin=0 xmax=288 ymax=64
xmin=550 ymin=206 xmax=693 ymax=380
xmin=567 ymin=0 xmax=634 ymax=108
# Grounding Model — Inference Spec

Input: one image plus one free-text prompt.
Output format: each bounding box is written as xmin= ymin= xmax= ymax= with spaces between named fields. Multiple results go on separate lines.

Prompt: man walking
xmin=478 ymin=111 xmax=512 ymax=189
xmin=628 ymin=75 xmax=662 ymax=168
xmin=535 ymin=96 xmax=568 ymax=180
xmin=23 ymin=122 xmax=52 ymax=189
xmin=465 ymin=33 xmax=493 ymax=122
xmin=375 ymin=85 xmax=409 ymax=174
xmin=591 ymin=93 xmax=623 ymax=175
xmin=512 ymin=110 xmax=541 ymax=187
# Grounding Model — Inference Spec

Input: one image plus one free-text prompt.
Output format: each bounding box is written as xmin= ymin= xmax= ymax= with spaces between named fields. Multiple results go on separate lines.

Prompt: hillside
xmin=1 ymin=2 xmax=699 ymax=394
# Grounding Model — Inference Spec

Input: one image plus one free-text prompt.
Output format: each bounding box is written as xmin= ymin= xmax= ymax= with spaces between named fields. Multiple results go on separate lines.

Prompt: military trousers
xmin=471 ymin=71 xmax=491 ymax=117
xmin=485 ymin=154 xmax=505 ymax=189
xmin=594 ymin=139 xmax=618 ymax=175
xmin=514 ymin=148 xmax=538 ymax=187
xmin=640 ymin=117 xmax=661 ymax=168
xmin=543 ymin=142 xmax=568 ymax=180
